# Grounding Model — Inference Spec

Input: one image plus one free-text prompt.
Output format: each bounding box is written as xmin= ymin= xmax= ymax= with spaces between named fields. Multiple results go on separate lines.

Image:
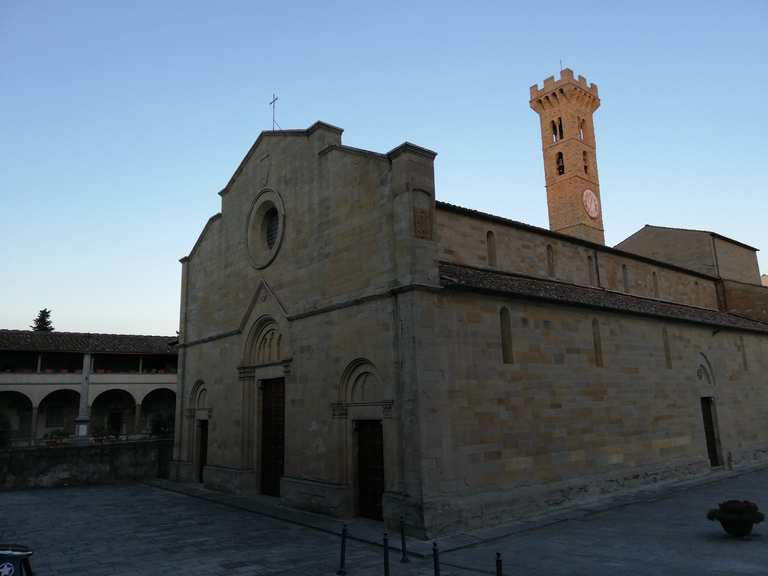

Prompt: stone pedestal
xmin=73 ymin=417 xmax=90 ymax=444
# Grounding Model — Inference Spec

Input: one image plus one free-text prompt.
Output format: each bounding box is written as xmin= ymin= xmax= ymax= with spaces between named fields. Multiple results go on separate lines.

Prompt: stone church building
xmin=171 ymin=69 xmax=768 ymax=537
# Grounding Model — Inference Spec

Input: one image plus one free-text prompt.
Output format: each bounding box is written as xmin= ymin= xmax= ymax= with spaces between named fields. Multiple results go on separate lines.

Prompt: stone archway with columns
xmin=329 ymin=358 xmax=395 ymax=518
xmin=236 ymin=305 xmax=293 ymax=494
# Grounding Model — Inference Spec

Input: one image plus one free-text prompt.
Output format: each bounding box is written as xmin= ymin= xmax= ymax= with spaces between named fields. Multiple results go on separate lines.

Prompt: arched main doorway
xmin=245 ymin=318 xmax=289 ymax=497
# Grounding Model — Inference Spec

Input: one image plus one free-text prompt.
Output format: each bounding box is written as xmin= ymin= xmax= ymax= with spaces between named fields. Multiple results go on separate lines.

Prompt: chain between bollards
xmin=432 ymin=541 xmax=441 ymax=576
xmin=496 ymin=552 xmax=503 ymax=576
xmin=383 ymin=531 xmax=390 ymax=576
xmin=399 ymin=515 xmax=410 ymax=563
xmin=336 ymin=523 xmax=347 ymax=576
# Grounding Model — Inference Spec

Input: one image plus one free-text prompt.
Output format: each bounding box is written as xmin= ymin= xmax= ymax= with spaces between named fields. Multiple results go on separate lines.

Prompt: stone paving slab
xmin=0 ymin=483 xmax=383 ymax=576
xmin=147 ymin=464 xmax=757 ymax=557
xmin=437 ymin=467 xmax=768 ymax=576
xmin=1 ymin=466 xmax=767 ymax=574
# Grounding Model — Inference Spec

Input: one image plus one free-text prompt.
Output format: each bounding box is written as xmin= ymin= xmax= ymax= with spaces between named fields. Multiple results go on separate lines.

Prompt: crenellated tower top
xmin=530 ymin=68 xmax=605 ymax=245
xmin=529 ymin=68 xmax=600 ymax=113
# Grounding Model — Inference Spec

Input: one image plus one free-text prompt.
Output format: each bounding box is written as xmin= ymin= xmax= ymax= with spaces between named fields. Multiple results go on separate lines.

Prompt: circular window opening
xmin=246 ymin=190 xmax=285 ymax=270
xmin=263 ymin=206 xmax=279 ymax=250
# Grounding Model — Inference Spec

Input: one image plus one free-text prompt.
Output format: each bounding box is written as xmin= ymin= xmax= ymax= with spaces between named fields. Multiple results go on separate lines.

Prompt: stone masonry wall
xmin=177 ymin=127 xmax=437 ymax=520
xmin=415 ymin=289 xmax=768 ymax=536
xmin=0 ymin=439 xmax=171 ymax=490
xmin=714 ymin=237 xmax=761 ymax=285
xmin=184 ymin=129 xmax=397 ymax=344
xmin=615 ymin=227 xmax=717 ymax=277
xmin=723 ymin=280 xmax=768 ymax=323
xmin=436 ymin=208 xmax=719 ymax=309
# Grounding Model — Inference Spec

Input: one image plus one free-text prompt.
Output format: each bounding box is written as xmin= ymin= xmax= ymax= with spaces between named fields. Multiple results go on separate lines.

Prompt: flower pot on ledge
xmin=707 ymin=500 xmax=765 ymax=538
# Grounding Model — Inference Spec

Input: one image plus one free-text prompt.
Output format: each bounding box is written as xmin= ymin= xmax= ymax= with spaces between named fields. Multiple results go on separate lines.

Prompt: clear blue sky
xmin=1 ymin=1 xmax=766 ymax=335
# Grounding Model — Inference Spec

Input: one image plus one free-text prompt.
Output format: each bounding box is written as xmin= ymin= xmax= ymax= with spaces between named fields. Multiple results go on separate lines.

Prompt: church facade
xmin=171 ymin=69 xmax=768 ymax=537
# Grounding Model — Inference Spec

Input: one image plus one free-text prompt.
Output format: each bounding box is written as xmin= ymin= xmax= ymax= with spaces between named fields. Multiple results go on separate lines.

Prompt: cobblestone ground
xmin=0 ymin=483 xmax=384 ymax=576
xmin=440 ymin=468 xmax=768 ymax=576
xmin=1 ymin=468 xmax=767 ymax=575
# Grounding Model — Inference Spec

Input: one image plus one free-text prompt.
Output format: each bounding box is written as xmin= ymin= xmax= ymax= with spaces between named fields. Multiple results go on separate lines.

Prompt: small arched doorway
xmin=191 ymin=381 xmax=209 ymax=483
xmin=339 ymin=359 xmax=389 ymax=521
xmin=0 ymin=391 xmax=34 ymax=447
xmin=696 ymin=354 xmax=723 ymax=467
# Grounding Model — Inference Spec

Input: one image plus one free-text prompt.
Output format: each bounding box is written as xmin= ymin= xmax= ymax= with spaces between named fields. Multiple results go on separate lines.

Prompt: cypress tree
xmin=30 ymin=308 xmax=54 ymax=331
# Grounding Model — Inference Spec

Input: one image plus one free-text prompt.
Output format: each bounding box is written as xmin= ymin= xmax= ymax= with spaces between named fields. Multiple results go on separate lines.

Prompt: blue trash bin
xmin=0 ymin=544 xmax=33 ymax=575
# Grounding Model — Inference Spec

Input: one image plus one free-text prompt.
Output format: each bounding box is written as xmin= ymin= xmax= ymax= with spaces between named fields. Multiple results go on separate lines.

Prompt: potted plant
xmin=707 ymin=500 xmax=765 ymax=537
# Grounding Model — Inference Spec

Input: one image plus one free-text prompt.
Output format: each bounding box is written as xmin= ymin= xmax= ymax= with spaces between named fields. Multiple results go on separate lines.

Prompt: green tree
xmin=30 ymin=308 xmax=54 ymax=331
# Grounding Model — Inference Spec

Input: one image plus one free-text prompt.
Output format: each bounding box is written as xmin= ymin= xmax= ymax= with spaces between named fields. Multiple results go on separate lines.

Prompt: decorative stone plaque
xmin=413 ymin=208 xmax=432 ymax=240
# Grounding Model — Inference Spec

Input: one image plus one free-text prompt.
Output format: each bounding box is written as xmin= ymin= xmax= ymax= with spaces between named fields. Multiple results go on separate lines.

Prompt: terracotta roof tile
xmin=0 ymin=330 xmax=177 ymax=355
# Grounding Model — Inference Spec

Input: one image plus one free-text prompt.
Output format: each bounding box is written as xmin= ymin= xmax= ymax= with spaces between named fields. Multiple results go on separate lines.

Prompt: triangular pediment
xmin=239 ymin=280 xmax=288 ymax=333
xmin=238 ymin=280 xmax=291 ymax=366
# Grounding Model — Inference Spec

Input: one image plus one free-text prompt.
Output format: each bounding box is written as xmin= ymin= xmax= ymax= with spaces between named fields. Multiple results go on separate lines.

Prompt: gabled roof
xmin=439 ymin=262 xmax=768 ymax=335
xmin=181 ymin=213 xmax=222 ymax=263
xmin=0 ymin=330 xmax=177 ymax=355
xmin=626 ymin=225 xmax=758 ymax=252
xmin=218 ymin=121 xmax=344 ymax=198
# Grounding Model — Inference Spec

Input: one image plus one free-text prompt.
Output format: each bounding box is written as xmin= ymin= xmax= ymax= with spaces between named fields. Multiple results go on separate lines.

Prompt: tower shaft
xmin=530 ymin=68 xmax=605 ymax=245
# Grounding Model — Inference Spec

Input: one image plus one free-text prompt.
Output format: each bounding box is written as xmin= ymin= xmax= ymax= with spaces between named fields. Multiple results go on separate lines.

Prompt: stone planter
xmin=707 ymin=500 xmax=765 ymax=538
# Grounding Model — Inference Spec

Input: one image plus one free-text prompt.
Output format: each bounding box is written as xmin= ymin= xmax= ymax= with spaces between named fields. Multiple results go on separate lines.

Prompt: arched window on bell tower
xmin=578 ymin=118 xmax=585 ymax=141
xmin=558 ymin=117 xmax=564 ymax=140
xmin=551 ymin=120 xmax=558 ymax=143
xmin=583 ymin=151 xmax=589 ymax=175
xmin=556 ymin=152 xmax=565 ymax=175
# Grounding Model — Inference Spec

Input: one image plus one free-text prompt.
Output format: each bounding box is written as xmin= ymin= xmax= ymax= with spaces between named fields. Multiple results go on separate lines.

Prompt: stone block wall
xmin=414 ymin=289 xmax=768 ymax=535
xmin=435 ymin=208 xmax=718 ymax=309
xmin=616 ymin=226 xmax=716 ymax=277
xmin=183 ymin=127 xmax=398 ymax=344
xmin=723 ymin=280 xmax=768 ymax=323
xmin=714 ymin=237 xmax=761 ymax=285
xmin=0 ymin=439 xmax=171 ymax=490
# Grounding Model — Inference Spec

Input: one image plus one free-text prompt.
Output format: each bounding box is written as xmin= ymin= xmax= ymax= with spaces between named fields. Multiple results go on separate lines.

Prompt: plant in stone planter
xmin=43 ymin=429 xmax=70 ymax=446
xmin=91 ymin=424 xmax=107 ymax=444
xmin=707 ymin=500 xmax=765 ymax=537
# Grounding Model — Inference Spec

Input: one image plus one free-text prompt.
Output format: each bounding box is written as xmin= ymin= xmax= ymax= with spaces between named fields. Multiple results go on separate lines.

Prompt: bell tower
xmin=530 ymin=68 xmax=604 ymax=245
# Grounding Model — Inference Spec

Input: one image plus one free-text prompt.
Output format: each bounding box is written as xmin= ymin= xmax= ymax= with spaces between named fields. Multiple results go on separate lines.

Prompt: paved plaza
xmin=1 ymin=468 xmax=767 ymax=575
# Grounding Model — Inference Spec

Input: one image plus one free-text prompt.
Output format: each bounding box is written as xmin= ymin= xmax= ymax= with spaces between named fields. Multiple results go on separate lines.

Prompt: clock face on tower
xmin=582 ymin=189 xmax=600 ymax=219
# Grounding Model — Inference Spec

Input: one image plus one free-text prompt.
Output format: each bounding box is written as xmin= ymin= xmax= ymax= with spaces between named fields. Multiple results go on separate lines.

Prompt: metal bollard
xmin=336 ymin=524 xmax=347 ymax=576
xmin=496 ymin=552 xmax=503 ymax=576
xmin=432 ymin=541 xmax=441 ymax=576
xmin=383 ymin=531 xmax=390 ymax=576
xmin=399 ymin=515 xmax=410 ymax=563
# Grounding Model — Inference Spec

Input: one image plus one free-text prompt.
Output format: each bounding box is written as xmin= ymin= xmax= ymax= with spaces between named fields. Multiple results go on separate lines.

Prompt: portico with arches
xmin=0 ymin=330 xmax=177 ymax=446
